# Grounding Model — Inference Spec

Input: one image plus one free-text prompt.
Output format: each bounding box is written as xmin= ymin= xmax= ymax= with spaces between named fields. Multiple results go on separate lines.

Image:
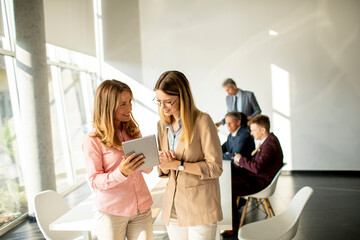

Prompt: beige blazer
xmin=157 ymin=112 xmax=223 ymax=226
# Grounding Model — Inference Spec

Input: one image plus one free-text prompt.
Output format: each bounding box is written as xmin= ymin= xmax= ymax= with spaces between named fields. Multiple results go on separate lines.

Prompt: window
xmin=0 ymin=0 xmax=98 ymax=235
xmin=47 ymin=44 xmax=97 ymax=192
xmin=0 ymin=55 xmax=26 ymax=232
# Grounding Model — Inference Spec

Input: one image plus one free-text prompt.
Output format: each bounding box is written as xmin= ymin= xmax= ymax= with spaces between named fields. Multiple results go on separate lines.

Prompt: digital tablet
xmin=122 ymin=134 xmax=160 ymax=171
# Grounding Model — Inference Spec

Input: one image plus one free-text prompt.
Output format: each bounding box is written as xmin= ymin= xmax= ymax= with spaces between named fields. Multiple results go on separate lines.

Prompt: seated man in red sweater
xmin=221 ymin=114 xmax=284 ymax=238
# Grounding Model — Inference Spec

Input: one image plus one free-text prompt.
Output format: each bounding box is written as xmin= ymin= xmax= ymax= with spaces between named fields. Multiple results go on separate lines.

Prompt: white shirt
xmin=234 ymin=90 xmax=243 ymax=112
xmin=259 ymin=135 xmax=268 ymax=145
xmin=231 ymin=126 xmax=241 ymax=137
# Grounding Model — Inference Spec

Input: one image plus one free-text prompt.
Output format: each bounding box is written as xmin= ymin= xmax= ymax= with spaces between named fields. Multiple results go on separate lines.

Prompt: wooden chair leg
xmin=263 ymin=198 xmax=272 ymax=218
xmin=259 ymin=198 xmax=267 ymax=213
xmin=236 ymin=196 xmax=240 ymax=207
xmin=254 ymin=198 xmax=260 ymax=208
xmin=239 ymin=198 xmax=250 ymax=228
xmin=266 ymin=198 xmax=275 ymax=217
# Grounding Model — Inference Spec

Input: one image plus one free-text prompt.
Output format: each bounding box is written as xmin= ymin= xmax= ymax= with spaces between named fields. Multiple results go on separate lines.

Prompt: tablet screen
xmin=122 ymin=134 xmax=160 ymax=171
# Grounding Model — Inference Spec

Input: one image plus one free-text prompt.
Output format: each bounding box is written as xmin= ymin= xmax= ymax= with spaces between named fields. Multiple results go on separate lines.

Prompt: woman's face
xmin=155 ymin=90 xmax=180 ymax=118
xmin=114 ymin=91 xmax=132 ymax=123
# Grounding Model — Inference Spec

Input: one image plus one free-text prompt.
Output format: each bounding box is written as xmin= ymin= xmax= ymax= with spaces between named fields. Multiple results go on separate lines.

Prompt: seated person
xmin=221 ymin=111 xmax=254 ymax=238
xmin=222 ymin=111 xmax=255 ymax=168
xmin=221 ymin=114 xmax=284 ymax=238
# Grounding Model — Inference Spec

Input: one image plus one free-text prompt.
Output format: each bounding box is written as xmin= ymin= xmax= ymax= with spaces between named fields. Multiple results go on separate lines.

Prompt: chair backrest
xmin=33 ymin=190 xmax=83 ymax=240
xmin=238 ymin=186 xmax=314 ymax=240
xmin=248 ymin=163 xmax=287 ymax=199
xmin=277 ymin=186 xmax=314 ymax=240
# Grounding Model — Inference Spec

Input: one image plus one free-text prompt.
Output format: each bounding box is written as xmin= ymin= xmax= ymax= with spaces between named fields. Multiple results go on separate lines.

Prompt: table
xmin=48 ymin=179 xmax=166 ymax=240
xmin=49 ymin=195 xmax=95 ymax=240
xmin=217 ymin=160 xmax=232 ymax=230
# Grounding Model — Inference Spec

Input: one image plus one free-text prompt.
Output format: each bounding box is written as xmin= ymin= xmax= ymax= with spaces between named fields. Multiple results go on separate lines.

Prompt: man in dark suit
xmin=215 ymin=78 xmax=261 ymax=128
xmin=221 ymin=111 xmax=255 ymax=239
xmin=221 ymin=114 xmax=283 ymax=238
xmin=222 ymin=111 xmax=255 ymax=171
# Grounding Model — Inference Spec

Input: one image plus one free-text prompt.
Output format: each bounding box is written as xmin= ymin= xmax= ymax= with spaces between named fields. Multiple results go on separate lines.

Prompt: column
xmin=13 ymin=0 xmax=56 ymax=216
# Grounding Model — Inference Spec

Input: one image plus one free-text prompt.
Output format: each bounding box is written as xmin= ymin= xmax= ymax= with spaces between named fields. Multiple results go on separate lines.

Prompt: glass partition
xmin=0 ymin=55 xmax=26 ymax=231
xmin=61 ymin=69 xmax=88 ymax=182
xmin=48 ymin=67 xmax=71 ymax=191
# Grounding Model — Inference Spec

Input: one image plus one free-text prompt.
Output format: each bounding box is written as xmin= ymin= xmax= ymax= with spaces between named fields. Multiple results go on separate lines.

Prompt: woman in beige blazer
xmin=153 ymin=71 xmax=223 ymax=240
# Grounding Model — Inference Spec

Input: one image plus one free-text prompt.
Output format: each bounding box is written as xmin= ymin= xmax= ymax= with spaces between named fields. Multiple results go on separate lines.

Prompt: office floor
xmin=1 ymin=172 xmax=359 ymax=240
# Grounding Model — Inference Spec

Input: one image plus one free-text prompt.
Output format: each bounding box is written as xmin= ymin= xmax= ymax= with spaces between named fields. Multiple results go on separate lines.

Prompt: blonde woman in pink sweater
xmin=82 ymin=80 xmax=153 ymax=240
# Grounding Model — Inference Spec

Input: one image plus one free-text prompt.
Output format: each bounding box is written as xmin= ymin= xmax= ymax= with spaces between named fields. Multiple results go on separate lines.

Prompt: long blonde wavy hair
xmin=154 ymin=71 xmax=200 ymax=148
xmin=92 ymin=80 xmax=140 ymax=150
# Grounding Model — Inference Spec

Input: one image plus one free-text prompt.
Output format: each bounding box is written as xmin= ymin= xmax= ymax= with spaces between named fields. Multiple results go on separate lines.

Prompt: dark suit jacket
xmin=222 ymin=127 xmax=255 ymax=161
xmin=239 ymin=133 xmax=283 ymax=189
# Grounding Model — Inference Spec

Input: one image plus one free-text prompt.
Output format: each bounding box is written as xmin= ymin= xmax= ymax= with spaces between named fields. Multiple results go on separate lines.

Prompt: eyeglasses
xmin=153 ymin=97 xmax=177 ymax=108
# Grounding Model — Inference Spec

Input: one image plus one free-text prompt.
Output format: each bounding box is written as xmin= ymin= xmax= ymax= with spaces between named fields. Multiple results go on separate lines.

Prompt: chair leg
xmin=254 ymin=198 xmax=260 ymax=208
xmin=239 ymin=198 xmax=250 ymax=228
xmin=263 ymin=198 xmax=272 ymax=218
xmin=259 ymin=198 xmax=267 ymax=213
xmin=236 ymin=196 xmax=240 ymax=207
xmin=266 ymin=198 xmax=275 ymax=217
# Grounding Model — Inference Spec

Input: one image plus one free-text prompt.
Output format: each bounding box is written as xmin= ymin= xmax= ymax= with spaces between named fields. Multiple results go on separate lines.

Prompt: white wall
xmin=43 ymin=0 xmax=96 ymax=56
xmin=135 ymin=0 xmax=360 ymax=170
xmin=102 ymin=0 xmax=144 ymax=83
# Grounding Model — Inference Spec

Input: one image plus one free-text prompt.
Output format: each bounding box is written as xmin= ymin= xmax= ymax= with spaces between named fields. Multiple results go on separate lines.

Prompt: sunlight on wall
xmin=268 ymin=29 xmax=278 ymax=36
xmin=271 ymin=64 xmax=292 ymax=170
xmin=271 ymin=64 xmax=290 ymax=117
xmin=273 ymin=112 xmax=292 ymax=169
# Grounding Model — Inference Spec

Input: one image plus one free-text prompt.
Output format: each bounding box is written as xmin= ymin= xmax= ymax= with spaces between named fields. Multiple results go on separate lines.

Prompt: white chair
xmin=238 ymin=163 xmax=287 ymax=228
xmin=33 ymin=190 xmax=83 ymax=240
xmin=238 ymin=186 xmax=314 ymax=240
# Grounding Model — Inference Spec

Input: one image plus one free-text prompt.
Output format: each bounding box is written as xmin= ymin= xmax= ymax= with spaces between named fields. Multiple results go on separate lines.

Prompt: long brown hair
xmin=92 ymin=80 xmax=140 ymax=150
xmin=154 ymin=71 xmax=200 ymax=148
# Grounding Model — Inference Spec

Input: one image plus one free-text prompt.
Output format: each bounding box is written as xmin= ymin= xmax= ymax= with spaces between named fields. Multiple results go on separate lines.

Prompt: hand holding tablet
xmin=119 ymin=153 xmax=146 ymax=176
xmin=122 ymin=135 xmax=160 ymax=172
